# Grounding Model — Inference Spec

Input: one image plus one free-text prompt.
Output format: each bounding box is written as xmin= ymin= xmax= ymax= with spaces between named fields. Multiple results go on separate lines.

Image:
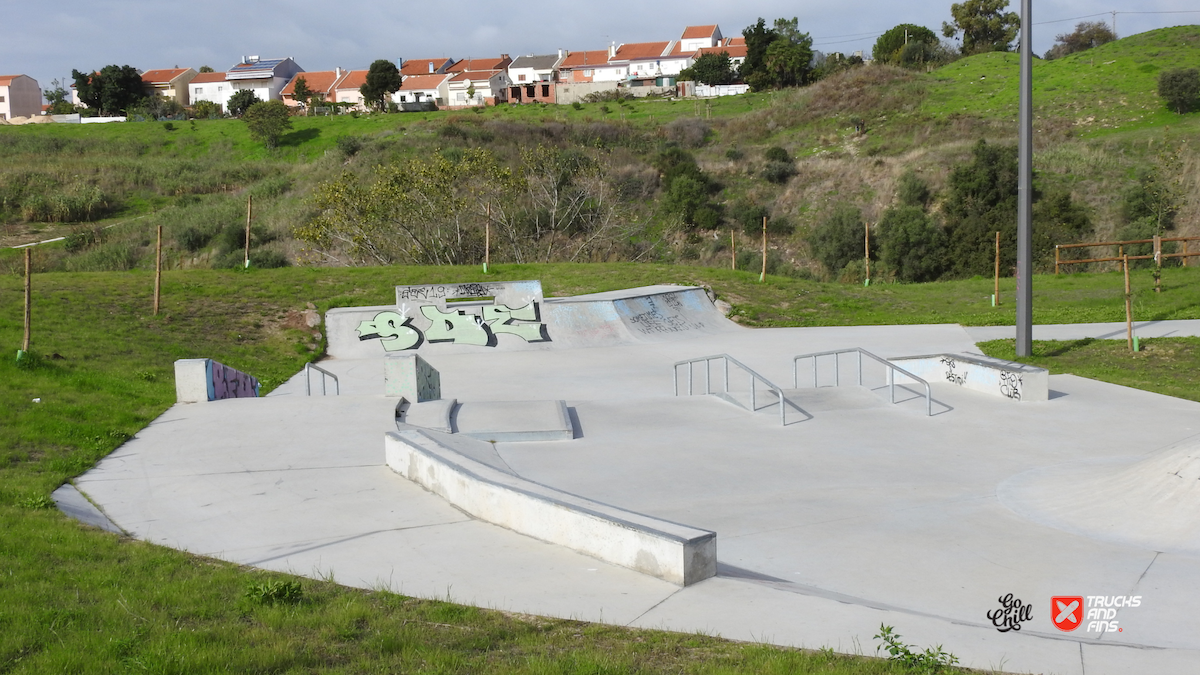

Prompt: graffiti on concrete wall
xmin=209 ymin=361 xmax=259 ymax=399
xmin=940 ymin=357 xmax=967 ymax=386
xmin=358 ymin=302 xmax=550 ymax=351
xmin=397 ymin=282 xmax=503 ymax=302
xmin=627 ymin=297 xmax=706 ymax=335
xmin=1000 ymin=371 xmax=1023 ymax=401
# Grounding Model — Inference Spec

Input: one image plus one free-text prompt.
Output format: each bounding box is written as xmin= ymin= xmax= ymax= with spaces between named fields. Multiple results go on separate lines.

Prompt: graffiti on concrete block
xmin=1000 ymin=371 xmax=1023 ymax=401
xmin=357 ymin=312 xmax=425 ymax=352
xmin=210 ymin=361 xmax=259 ymax=399
xmin=940 ymin=357 xmax=967 ymax=386
xmin=358 ymin=302 xmax=549 ymax=351
xmin=628 ymin=298 xmax=704 ymax=335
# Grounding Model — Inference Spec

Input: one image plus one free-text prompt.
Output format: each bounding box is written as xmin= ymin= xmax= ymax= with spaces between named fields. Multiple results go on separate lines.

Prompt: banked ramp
xmin=326 ymin=281 xmax=741 ymax=359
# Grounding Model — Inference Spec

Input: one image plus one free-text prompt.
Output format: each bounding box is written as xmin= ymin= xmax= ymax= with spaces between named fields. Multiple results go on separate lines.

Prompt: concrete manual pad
xmin=454 ymin=400 xmax=573 ymax=442
xmin=69 ymin=285 xmax=1200 ymax=675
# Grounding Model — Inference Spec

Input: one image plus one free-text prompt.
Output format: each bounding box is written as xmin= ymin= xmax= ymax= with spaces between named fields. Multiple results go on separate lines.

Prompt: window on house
xmin=0 ymin=96 xmax=5 ymax=103
xmin=456 ymin=92 xmax=466 ymax=101
xmin=518 ymin=74 xmax=526 ymax=81
xmin=217 ymin=86 xmax=223 ymax=92
xmin=541 ymin=84 xmax=549 ymax=98
xmin=584 ymin=69 xmax=593 ymax=76
xmin=400 ymin=95 xmax=407 ymax=102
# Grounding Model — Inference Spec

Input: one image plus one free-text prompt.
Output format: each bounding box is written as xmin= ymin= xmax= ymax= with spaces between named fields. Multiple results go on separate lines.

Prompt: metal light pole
xmin=1016 ymin=0 xmax=1034 ymax=356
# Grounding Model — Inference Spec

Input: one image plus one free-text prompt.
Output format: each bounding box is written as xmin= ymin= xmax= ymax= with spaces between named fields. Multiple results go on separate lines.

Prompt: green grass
xmin=979 ymin=336 xmax=1200 ymax=402
xmin=922 ymin=26 xmax=1200 ymax=135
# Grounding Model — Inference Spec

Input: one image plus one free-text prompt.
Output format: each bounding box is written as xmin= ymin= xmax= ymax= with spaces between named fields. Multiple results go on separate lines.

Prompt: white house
xmin=225 ymin=56 xmax=304 ymax=102
xmin=141 ymin=68 xmax=198 ymax=106
xmin=392 ymin=73 xmax=452 ymax=106
xmin=590 ymin=44 xmax=629 ymax=82
xmin=679 ymin=25 xmax=723 ymax=52
xmin=189 ymin=71 xmax=233 ymax=110
xmin=0 ymin=74 xmax=41 ymax=120
xmin=445 ymin=70 xmax=510 ymax=107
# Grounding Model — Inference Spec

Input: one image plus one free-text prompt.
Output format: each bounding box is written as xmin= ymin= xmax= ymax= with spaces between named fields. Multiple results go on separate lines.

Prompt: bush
xmin=1158 ymin=68 xmax=1200 ymax=114
xmin=764 ymin=146 xmax=791 ymax=163
xmin=336 ymin=135 xmax=364 ymax=157
xmin=227 ymin=89 xmax=261 ymax=117
xmin=809 ymin=204 xmax=871 ymax=275
xmin=731 ymin=202 xmax=769 ymax=235
xmin=725 ymin=148 xmax=744 ymax=161
xmin=571 ymin=101 xmax=583 ymax=110
xmin=664 ymin=118 xmax=711 ymax=148
xmin=177 ymin=225 xmax=213 ymax=252
xmin=242 ymin=100 xmax=292 ymax=148
xmin=191 ymin=100 xmax=223 ymax=119
xmin=250 ymin=249 xmax=290 ymax=268
xmin=878 ymin=206 xmax=947 ymax=282
xmin=761 ymin=160 xmax=796 ymax=184
xmin=64 ymin=227 xmax=105 ymax=253
xmin=896 ymin=171 xmax=932 ymax=208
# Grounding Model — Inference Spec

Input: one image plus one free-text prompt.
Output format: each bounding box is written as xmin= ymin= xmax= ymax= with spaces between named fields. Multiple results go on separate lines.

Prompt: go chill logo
xmin=1052 ymin=595 xmax=1141 ymax=633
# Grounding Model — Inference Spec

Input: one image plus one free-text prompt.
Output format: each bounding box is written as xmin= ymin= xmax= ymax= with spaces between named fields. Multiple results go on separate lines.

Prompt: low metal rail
xmin=674 ymin=353 xmax=793 ymax=425
xmin=305 ymin=362 xmax=340 ymax=396
xmin=792 ymin=348 xmax=932 ymax=416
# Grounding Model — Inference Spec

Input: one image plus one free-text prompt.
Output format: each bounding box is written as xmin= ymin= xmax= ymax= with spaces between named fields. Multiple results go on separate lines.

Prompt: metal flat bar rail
xmin=673 ymin=354 xmax=792 ymax=425
xmin=792 ymin=348 xmax=932 ymax=416
xmin=305 ymin=363 xmax=340 ymax=396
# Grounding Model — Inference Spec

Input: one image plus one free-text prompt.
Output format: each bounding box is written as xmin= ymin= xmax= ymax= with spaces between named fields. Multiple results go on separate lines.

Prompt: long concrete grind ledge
xmin=385 ymin=429 xmax=717 ymax=586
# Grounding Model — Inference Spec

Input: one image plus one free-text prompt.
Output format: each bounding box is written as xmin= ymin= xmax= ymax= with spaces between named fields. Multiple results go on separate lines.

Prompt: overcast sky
xmin=4 ymin=1 xmax=1198 ymax=95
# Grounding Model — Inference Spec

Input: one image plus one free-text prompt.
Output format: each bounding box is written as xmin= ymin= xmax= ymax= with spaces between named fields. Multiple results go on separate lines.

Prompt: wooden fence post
xmin=153 ymin=224 xmax=163 ymax=316
xmin=995 ymin=231 xmax=1001 ymax=306
xmin=244 ymin=194 xmax=252 ymax=269
xmin=23 ymin=248 xmax=32 ymax=353
xmin=1124 ymin=254 xmax=1133 ymax=352
xmin=1153 ymin=234 xmax=1162 ymax=293
xmin=730 ymin=230 xmax=736 ymax=270
xmin=1054 ymin=245 xmax=1060 ymax=275
xmin=864 ymin=221 xmax=871 ymax=286
xmin=760 ymin=217 xmax=767 ymax=282
xmin=484 ymin=204 xmax=491 ymax=274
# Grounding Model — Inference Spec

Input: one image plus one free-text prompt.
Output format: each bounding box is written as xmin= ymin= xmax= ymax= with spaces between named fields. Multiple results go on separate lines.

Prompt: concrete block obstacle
xmin=174 ymin=358 xmax=260 ymax=403
xmin=889 ymin=352 xmax=1048 ymax=402
xmin=384 ymin=353 xmax=441 ymax=401
xmin=454 ymin=400 xmax=573 ymax=442
xmin=386 ymin=429 xmax=717 ymax=586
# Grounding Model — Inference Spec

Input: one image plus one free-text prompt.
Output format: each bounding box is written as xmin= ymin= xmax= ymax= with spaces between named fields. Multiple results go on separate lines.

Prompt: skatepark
xmin=55 ymin=281 xmax=1200 ymax=674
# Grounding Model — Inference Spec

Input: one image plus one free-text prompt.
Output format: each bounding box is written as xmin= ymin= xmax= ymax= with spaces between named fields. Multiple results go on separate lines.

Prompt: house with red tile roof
xmin=189 ymin=71 xmax=233 ymax=111
xmin=679 ymin=25 xmax=723 ymax=52
xmin=281 ymin=69 xmax=349 ymax=109
xmin=557 ymin=50 xmax=610 ymax=83
xmin=330 ymin=69 xmax=369 ymax=110
xmin=447 ymin=55 xmax=512 ymax=73
xmin=392 ymin=73 xmax=452 ymax=109
xmin=445 ymin=70 xmax=510 ymax=108
xmin=693 ymin=43 xmax=748 ymax=69
xmin=141 ymin=68 xmax=198 ymax=105
xmin=400 ymin=58 xmax=455 ymax=77
xmin=225 ymin=56 xmax=304 ymax=103
xmin=0 ymin=74 xmax=41 ymax=120
xmin=507 ymin=53 xmax=565 ymax=104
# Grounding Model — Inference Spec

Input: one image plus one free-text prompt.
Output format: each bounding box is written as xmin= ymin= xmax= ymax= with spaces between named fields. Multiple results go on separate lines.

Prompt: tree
xmin=1158 ymin=68 xmax=1200 ymax=114
xmin=360 ymin=59 xmax=402 ymax=111
xmin=678 ymin=52 xmax=736 ymax=85
xmin=44 ymin=79 xmax=74 ymax=114
xmin=878 ymin=206 xmax=947 ymax=282
xmin=292 ymin=76 xmax=313 ymax=113
xmin=809 ymin=204 xmax=870 ymax=275
xmin=227 ymin=89 xmax=261 ymax=116
xmin=740 ymin=18 xmax=778 ymax=90
xmin=942 ymin=0 xmax=1020 ymax=54
xmin=1044 ymin=21 xmax=1115 ymax=60
xmin=941 ymin=139 xmax=1019 ymax=276
xmin=71 ymin=65 xmax=145 ymax=116
xmin=763 ymin=39 xmax=813 ymax=88
xmin=199 ymin=65 xmax=215 ymax=73
xmin=873 ymin=24 xmax=939 ymax=63
xmin=242 ymin=100 xmax=293 ymax=148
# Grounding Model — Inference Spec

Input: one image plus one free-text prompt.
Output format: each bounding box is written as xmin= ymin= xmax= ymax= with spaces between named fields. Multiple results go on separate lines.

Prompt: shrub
xmin=896 ymin=171 xmax=932 ymax=208
xmin=191 ymin=100 xmax=223 ymax=119
xmin=336 ymin=135 xmax=364 ymax=157
xmin=809 ymin=204 xmax=871 ymax=275
xmin=242 ymin=100 xmax=293 ymax=148
xmin=664 ymin=118 xmax=711 ymax=148
xmin=731 ymin=201 xmax=769 ymax=235
xmin=764 ymin=146 xmax=791 ymax=163
xmin=571 ymin=101 xmax=583 ymax=110
xmin=227 ymin=89 xmax=261 ymax=117
xmin=250 ymin=249 xmax=290 ymax=268
xmin=878 ymin=206 xmax=947 ymax=282
xmin=761 ymin=160 xmax=796 ymax=184
xmin=725 ymin=148 xmax=744 ymax=161
xmin=177 ymin=225 xmax=212 ymax=252
xmin=64 ymin=227 xmax=105 ymax=253
xmin=1158 ymin=68 xmax=1200 ymax=114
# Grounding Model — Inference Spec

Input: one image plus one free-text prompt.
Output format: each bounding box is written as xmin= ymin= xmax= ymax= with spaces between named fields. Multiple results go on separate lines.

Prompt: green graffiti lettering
xmin=357 ymin=312 xmax=423 ymax=351
xmin=420 ymin=305 xmax=490 ymax=346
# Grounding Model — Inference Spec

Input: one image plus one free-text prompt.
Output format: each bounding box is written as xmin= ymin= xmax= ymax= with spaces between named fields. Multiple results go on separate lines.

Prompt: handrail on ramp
xmin=305 ymin=363 xmax=340 ymax=396
xmin=792 ymin=348 xmax=932 ymax=416
xmin=673 ymin=354 xmax=794 ymax=426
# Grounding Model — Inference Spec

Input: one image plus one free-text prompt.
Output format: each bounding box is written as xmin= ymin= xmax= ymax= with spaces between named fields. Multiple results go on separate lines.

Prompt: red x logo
xmin=1052 ymin=596 xmax=1084 ymax=632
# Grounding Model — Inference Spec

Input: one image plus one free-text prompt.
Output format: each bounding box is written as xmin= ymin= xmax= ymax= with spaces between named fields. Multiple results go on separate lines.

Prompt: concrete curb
xmin=385 ymin=429 xmax=717 ymax=586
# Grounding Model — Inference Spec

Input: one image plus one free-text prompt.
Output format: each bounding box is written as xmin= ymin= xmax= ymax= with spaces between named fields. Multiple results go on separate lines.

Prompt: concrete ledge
xmin=174 ymin=358 xmax=260 ymax=403
xmin=455 ymin=400 xmax=573 ymax=442
xmin=890 ymin=353 xmax=1048 ymax=402
xmin=385 ymin=429 xmax=717 ymax=585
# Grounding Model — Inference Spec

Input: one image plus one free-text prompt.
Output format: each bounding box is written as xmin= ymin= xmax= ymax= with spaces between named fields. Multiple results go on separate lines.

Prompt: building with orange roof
xmin=392 ymin=73 xmax=453 ymax=108
xmin=141 ymin=67 xmax=198 ymax=105
xmin=400 ymin=58 xmax=455 ymax=77
xmin=557 ymin=50 xmax=610 ymax=83
xmin=281 ymin=69 xmax=349 ymax=108
xmin=693 ymin=43 xmax=748 ymax=69
xmin=189 ymin=71 xmax=232 ymax=111
xmin=447 ymin=55 xmax=511 ymax=73
xmin=679 ymin=25 xmax=723 ymax=52
xmin=445 ymin=70 xmax=511 ymax=108
xmin=330 ymin=69 xmax=370 ymax=110
xmin=0 ymin=74 xmax=41 ymax=120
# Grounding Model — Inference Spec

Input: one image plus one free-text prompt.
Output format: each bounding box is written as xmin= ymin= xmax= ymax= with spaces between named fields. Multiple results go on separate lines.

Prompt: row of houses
xmin=1 ymin=24 xmax=750 ymax=120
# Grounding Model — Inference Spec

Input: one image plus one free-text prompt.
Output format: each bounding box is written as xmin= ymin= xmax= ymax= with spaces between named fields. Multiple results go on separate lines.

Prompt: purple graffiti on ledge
xmin=207 ymin=360 xmax=260 ymax=400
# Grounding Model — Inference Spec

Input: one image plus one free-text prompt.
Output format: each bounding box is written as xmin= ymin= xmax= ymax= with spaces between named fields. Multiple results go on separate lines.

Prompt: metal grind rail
xmin=305 ymin=363 xmax=340 ymax=396
xmin=792 ymin=348 xmax=932 ymax=417
xmin=673 ymin=354 xmax=795 ymax=425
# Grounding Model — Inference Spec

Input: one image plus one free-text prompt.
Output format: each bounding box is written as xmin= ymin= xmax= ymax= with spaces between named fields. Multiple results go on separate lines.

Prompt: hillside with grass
xmin=1 ymin=26 xmax=1198 ymax=281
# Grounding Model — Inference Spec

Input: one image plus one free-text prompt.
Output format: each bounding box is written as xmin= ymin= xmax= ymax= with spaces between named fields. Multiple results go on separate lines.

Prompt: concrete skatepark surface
xmin=68 ymin=284 xmax=1200 ymax=674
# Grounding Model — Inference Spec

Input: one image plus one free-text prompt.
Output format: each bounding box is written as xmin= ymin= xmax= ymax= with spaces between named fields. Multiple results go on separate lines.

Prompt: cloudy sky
xmin=4 ymin=1 xmax=1198 ymax=94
